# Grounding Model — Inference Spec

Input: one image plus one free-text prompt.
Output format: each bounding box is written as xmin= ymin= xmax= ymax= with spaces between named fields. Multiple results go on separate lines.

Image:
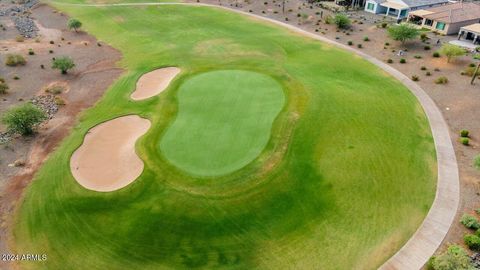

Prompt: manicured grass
xmin=13 ymin=3 xmax=436 ymax=270
xmin=160 ymin=70 xmax=285 ymax=176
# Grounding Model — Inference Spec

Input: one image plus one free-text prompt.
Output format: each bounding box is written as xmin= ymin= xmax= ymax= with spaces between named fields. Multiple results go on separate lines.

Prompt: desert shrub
xmin=357 ymin=44 xmax=362 ymax=48
xmin=0 ymin=82 xmax=8 ymax=94
xmin=474 ymin=155 xmax=480 ymax=170
xmin=435 ymin=76 xmax=448 ymax=84
xmin=421 ymin=66 xmax=427 ymax=70
xmin=5 ymin=54 xmax=26 ymax=66
xmin=15 ymin=35 xmax=24 ymax=42
xmin=45 ymin=85 xmax=65 ymax=95
xmin=461 ymin=138 xmax=470 ymax=146
xmin=334 ymin=14 xmax=351 ymax=29
xmin=429 ymin=245 xmax=475 ymax=270
xmin=414 ymin=55 xmax=422 ymax=59
xmin=400 ymin=58 xmax=406 ymax=64
xmin=325 ymin=15 xmax=333 ymax=24
xmin=67 ymin=18 xmax=82 ymax=32
xmin=381 ymin=22 xmax=388 ymax=28
xmin=52 ymin=56 xmax=75 ymax=74
xmin=13 ymin=75 xmax=19 ymax=80
xmin=54 ymin=96 xmax=65 ymax=105
xmin=433 ymin=52 xmax=440 ymax=58
xmin=461 ymin=214 xmax=480 ymax=229
xmin=465 ymin=234 xmax=480 ymax=250
xmin=387 ymin=59 xmax=393 ymax=63
xmin=1 ymin=103 xmax=47 ymax=135
xmin=363 ymin=36 xmax=369 ymax=42
xmin=462 ymin=66 xmax=480 ymax=77
xmin=460 ymin=130 xmax=469 ymax=138
xmin=469 ymin=63 xmax=476 ymax=68
xmin=434 ymin=68 xmax=440 ymax=71
xmin=347 ymin=40 xmax=353 ymax=46
xmin=411 ymin=75 xmax=419 ymax=81
xmin=424 ymin=45 xmax=431 ymax=50
xmin=28 ymin=49 xmax=34 ymax=55
xmin=420 ymin=33 xmax=428 ymax=42
xmin=426 ymin=71 xmax=431 ymax=76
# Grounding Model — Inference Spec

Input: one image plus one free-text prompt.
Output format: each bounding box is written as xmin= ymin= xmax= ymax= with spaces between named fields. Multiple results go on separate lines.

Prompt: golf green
xmin=12 ymin=3 xmax=436 ymax=270
xmin=160 ymin=70 xmax=285 ymax=176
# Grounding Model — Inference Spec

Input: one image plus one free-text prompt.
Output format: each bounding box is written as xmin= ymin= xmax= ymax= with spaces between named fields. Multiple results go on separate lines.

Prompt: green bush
xmin=464 ymin=234 xmax=480 ymax=250
xmin=52 ymin=56 xmax=75 ymax=74
xmin=424 ymin=45 xmax=431 ymax=50
xmin=461 ymin=214 xmax=480 ymax=229
xmin=1 ymin=103 xmax=47 ymax=135
xmin=334 ymin=14 xmax=351 ymax=29
xmin=0 ymin=82 xmax=8 ymax=94
xmin=433 ymin=52 xmax=440 ymax=58
xmin=347 ymin=40 xmax=353 ymax=46
xmin=400 ymin=58 xmax=406 ymax=64
xmin=461 ymin=138 xmax=470 ymax=146
xmin=460 ymin=130 xmax=469 ymax=138
xmin=67 ymin=18 xmax=82 ymax=32
xmin=363 ymin=36 xmax=369 ymax=42
xmin=435 ymin=76 xmax=448 ymax=84
xmin=429 ymin=245 xmax=475 ymax=270
xmin=5 ymin=54 xmax=26 ymax=66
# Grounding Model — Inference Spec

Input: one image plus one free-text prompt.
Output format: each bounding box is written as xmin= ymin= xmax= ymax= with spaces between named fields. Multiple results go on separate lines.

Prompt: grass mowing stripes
xmin=13 ymin=3 xmax=436 ymax=270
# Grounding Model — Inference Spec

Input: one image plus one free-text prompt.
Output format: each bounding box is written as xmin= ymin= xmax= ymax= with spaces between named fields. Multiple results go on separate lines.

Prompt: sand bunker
xmin=130 ymin=67 xmax=180 ymax=100
xmin=70 ymin=115 xmax=151 ymax=192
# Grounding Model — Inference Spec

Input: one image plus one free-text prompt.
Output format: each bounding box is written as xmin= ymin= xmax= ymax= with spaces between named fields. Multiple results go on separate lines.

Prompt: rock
xmin=30 ymin=95 xmax=59 ymax=120
xmin=13 ymin=159 xmax=25 ymax=167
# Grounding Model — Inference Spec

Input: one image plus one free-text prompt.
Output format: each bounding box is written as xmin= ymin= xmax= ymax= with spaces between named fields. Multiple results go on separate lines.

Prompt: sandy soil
xmin=0 ymin=3 xmax=123 ymax=268
xmin=130 ymin=67 xmax=180 ymax=100
xmin=70 ymin=115 xmax=150 ymax=192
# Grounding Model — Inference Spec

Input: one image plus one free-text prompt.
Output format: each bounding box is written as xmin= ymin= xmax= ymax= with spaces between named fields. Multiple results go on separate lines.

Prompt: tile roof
xmin=421 ymin=2 xmax=480 ymax=23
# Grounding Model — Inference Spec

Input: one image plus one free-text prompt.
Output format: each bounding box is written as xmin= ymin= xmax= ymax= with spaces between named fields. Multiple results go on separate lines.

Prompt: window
xmin=435 ymin=22 xmax=446 ymax=30
xmin=367 ymin=3 xmax=375 ymax=11
xmin=425 ymin=19 xmax=433 ymax=26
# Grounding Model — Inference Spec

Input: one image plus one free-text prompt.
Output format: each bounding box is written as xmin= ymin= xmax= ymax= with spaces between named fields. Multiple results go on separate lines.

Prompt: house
xmin=408 ymin=2 xmax=480 ymax=35
xmin=364 ymin=0 xmax=449 ymax=20
xmin=458 ymin=23 xmax=480 ymax=45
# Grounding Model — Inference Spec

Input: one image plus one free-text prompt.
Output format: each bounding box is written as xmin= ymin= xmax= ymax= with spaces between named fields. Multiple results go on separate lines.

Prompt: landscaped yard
xmin=13 ymin=2 xmax=436 ymax=269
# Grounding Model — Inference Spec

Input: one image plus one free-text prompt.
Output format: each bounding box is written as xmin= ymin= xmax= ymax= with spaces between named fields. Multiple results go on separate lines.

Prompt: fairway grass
xmin=160 ymin=70 xmax=285 ymax=176
xmin=13 ymin=3 xmax=436 ymax=270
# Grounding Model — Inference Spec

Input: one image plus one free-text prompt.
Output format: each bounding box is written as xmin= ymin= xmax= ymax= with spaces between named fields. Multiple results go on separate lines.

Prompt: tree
xmin=334 ymin=14 xmax=351 ymax=29
xmin=474 ymin=154 xmax=480 ymax=170
xmin=52 ymin=56 xmax=75 ymax=74
xmin=439 ymin=44 xmax=465 ymax=63
xmin=429 ymin=245 xmax=475 ymax=270
xmin=67 ymin=18 xmax=82 ymax=32
xmin=1 ymin=103 xmax=47 ymax=135
xmin=387 ymin=23 xmax=419 ymax=44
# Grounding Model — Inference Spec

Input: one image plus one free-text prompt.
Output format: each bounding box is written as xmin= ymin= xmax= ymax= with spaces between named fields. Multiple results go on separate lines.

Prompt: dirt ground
xmin=0 ymin=3 xmax=123 ymax=269
xmin=191 ymin=0 xmax=480 ymax=262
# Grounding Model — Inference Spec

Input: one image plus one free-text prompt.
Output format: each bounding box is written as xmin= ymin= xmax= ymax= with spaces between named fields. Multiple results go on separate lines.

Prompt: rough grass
xmin=160 ymin=70 xmax=285 ymax=176
xmin=13 ymin=3 xmax=436 ymax=270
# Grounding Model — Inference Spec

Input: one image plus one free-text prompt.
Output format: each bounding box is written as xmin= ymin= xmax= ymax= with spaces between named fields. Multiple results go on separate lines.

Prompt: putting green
xmin=160 ymin=70 xmax=285 ymax=176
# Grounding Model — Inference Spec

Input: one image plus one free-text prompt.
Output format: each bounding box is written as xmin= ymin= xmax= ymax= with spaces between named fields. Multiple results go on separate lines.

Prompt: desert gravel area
xmin=0 ymin=2 xmax=123 ymax=266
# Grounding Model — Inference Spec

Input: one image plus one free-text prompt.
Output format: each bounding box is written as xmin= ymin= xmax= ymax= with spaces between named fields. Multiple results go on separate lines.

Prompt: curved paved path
xmin=49 ymin=1 xmax=460 ymax=269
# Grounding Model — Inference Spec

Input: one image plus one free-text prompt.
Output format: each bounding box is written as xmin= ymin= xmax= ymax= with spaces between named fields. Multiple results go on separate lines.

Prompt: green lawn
xmin=13 ymin=2 xmax=436 ymax=270
xmin=160 ymin=70 xmax=285 ymax=176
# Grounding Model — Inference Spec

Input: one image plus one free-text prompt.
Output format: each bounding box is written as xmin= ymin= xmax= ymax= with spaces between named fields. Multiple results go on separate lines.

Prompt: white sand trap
xmin=130 ymin=67 xmax=180 ymax=100
xmin=70 ymin=115 xmax=151 ymax=192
